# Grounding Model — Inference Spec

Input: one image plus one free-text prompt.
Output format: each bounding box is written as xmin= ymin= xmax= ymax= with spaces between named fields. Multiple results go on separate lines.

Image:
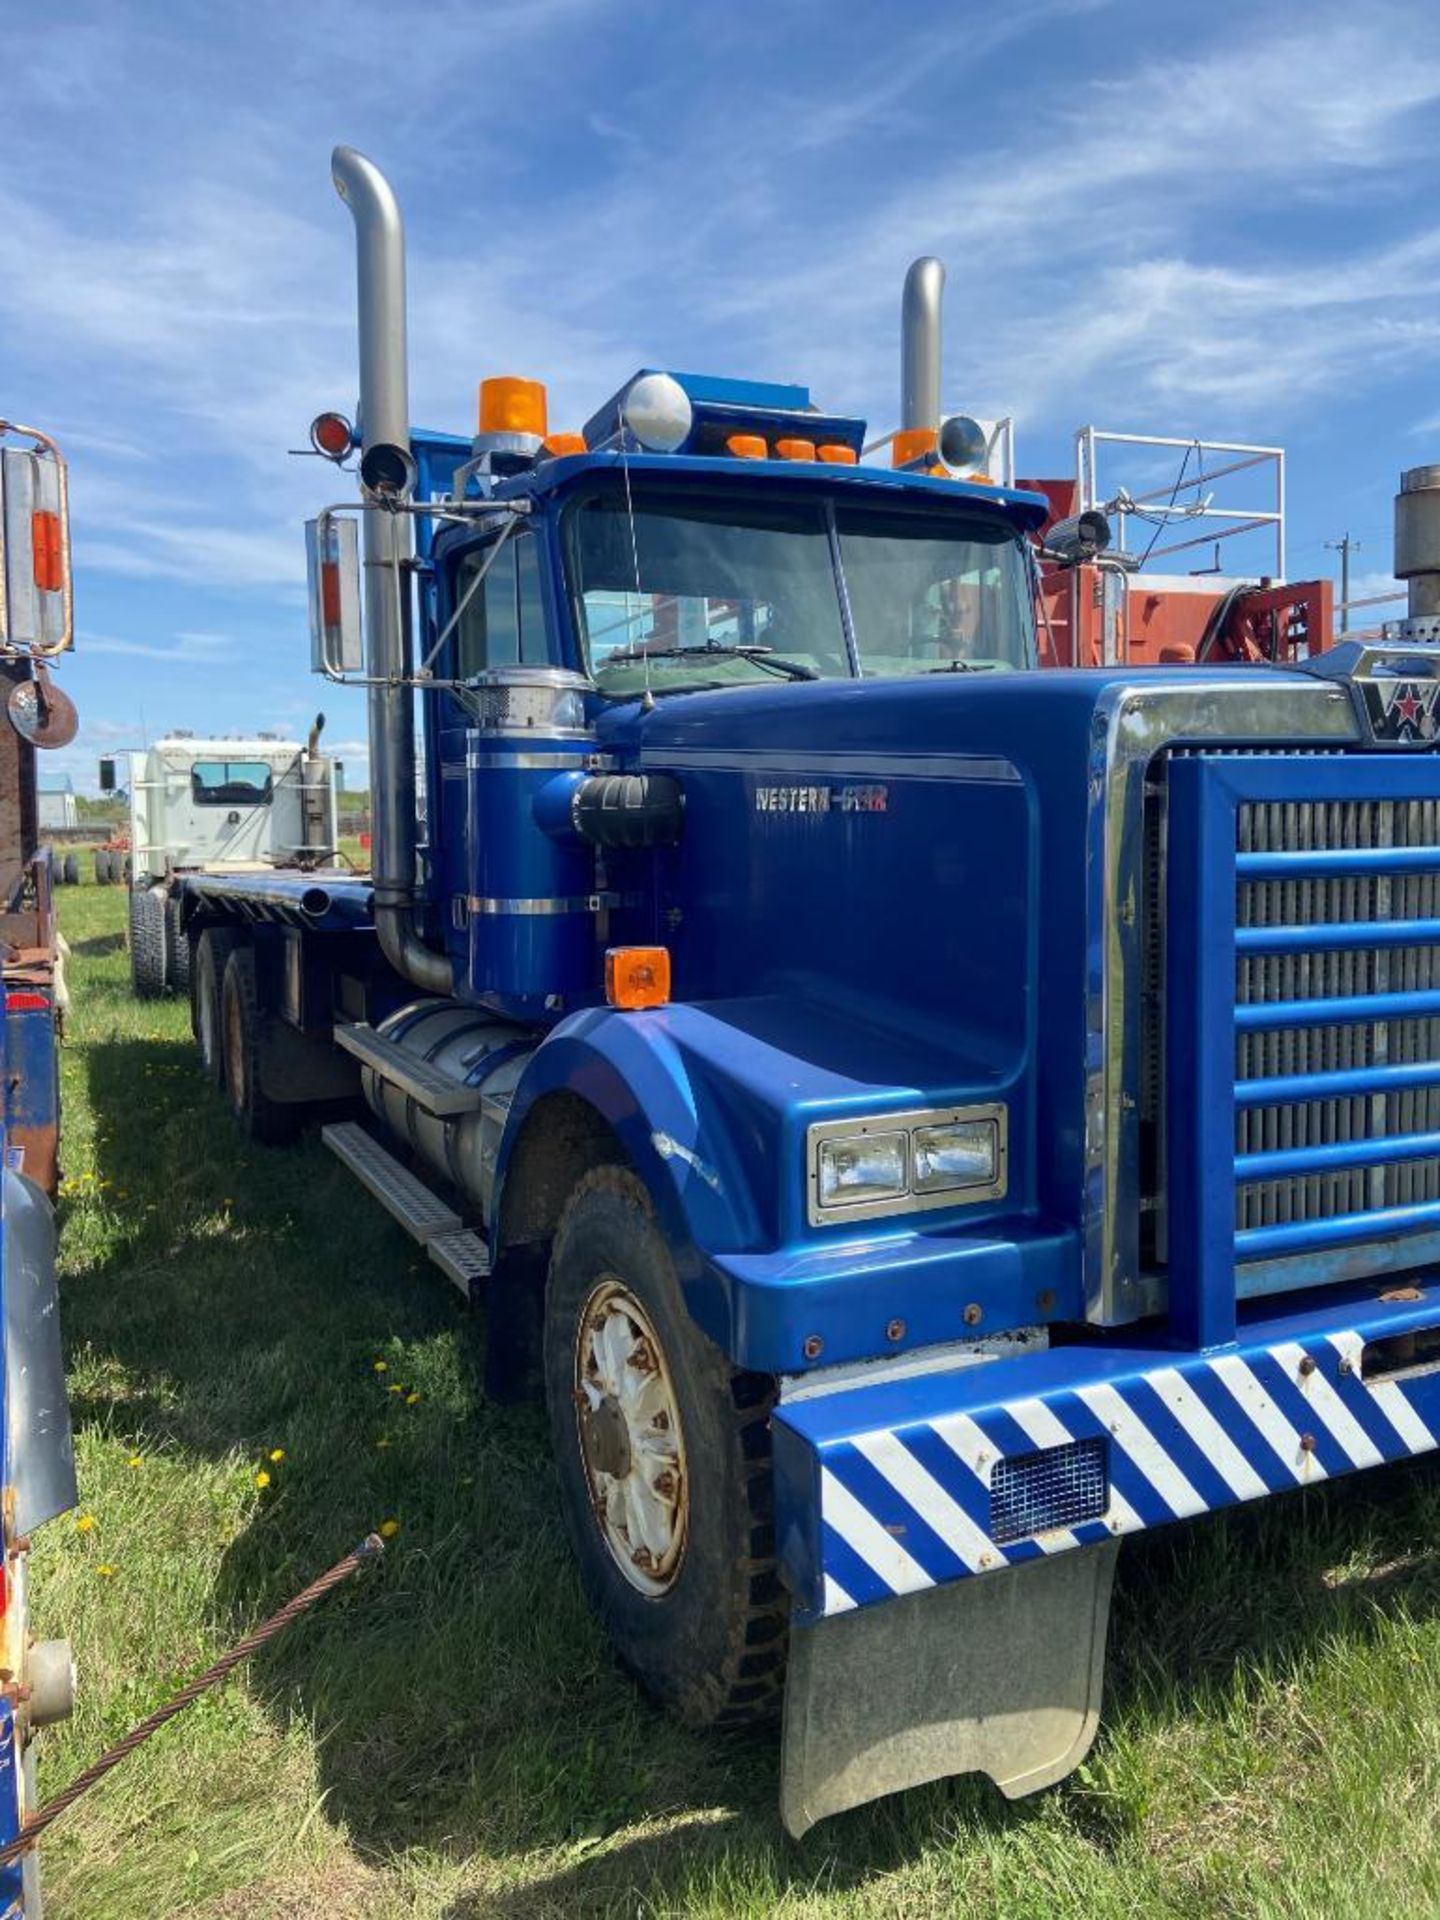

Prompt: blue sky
xmin=6 ymin=0 xmax=1439 ymax=792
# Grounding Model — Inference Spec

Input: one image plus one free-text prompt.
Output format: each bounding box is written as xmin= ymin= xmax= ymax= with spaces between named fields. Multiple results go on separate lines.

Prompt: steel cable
xmin=0 ymin=1532 xmax=385 ymax=1868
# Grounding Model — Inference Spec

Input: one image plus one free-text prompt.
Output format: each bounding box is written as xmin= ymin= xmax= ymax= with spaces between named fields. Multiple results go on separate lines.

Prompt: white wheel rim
xmin=574 ymin=1278 xmax=688 ymax=1597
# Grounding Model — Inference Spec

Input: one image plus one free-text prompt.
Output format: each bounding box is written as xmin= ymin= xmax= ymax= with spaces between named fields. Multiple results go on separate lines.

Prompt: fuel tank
xmin=360 ymin=999 xmax=534 ymax=1222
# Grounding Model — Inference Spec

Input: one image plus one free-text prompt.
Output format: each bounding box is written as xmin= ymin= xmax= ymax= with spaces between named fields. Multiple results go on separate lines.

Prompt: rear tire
xmin=62 ymin=853 xmax=78 ymax=887
xmin=164 ymin=898 xmax=192 ymax=996
xmin=94 ymin=849 xmax=111 ymax=885
xmin=128 ymin=890 xmax=167 ymax=998
xmin=544 ymin=1167 xmax=786 ymax=1728
xmin=192 ymin=929 xmax=240 ymax=1084
xmin=221 ymin=946 xmax=302 ymax=1145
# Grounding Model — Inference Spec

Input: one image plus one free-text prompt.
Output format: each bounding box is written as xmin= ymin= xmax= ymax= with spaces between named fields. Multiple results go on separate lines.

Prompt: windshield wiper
xmin=609 ymin=644 xmax=818 ymax=682
xmin=923 ymin=658 xmax=1004 ymax=674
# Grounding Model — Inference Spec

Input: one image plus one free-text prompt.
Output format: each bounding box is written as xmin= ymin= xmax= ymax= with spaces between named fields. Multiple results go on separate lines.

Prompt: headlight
xmin=816 ymin=1133 xmax=908 ymax=1208
xmin=913 ymin=1119 xmax=998 ymax=1194
xmin=807 ymin=1103 xmax=1007 ymax=1226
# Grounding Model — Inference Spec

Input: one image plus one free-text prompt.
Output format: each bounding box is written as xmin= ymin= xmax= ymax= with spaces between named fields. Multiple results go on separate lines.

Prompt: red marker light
xmin=31 ymin=511 xmax=62 ymax=592
xmin=309 ymin=413 xmax=354 ymax=460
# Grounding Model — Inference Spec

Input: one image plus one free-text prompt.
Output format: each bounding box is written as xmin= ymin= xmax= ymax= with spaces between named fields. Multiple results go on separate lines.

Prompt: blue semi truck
xmin=178 ymin=148 xmax=1440 ymax=1832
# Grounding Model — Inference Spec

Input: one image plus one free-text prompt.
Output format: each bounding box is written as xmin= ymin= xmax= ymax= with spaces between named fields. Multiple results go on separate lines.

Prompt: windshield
xmin=564 ymin=482 xmax=1035 ymax=695
xmin=568 ymin=491 xmax=852 ymax=694
xmin=838 ymin=507 xmax=1034 ymax=674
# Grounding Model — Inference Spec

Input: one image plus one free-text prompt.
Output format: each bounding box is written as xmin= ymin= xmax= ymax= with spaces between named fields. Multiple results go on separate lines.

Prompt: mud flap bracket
xmin=779 ymin=1539 xmax=1119 ymax=1838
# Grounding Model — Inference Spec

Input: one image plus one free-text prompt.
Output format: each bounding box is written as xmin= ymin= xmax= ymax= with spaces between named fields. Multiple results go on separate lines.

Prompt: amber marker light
xmin=544 ymin=432 xmax=588 ymax=457
xmin=891 ymin=426 xmax=938 ymax=469
xmin=479 ymin=376 xmax=549 ymax=438
xmin=817 ymin=444 xmax=858 ymax=465
xmin=727 ymin=433 xmax=768 ymax=460
xmin=606 ymin=947 xmax=671 ymax=1010
xmin=775 ymin=438 xmax=816 ymax=462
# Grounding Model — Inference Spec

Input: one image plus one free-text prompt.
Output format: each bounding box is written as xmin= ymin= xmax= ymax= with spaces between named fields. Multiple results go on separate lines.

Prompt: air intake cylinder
xmin=466 ymin=668 xmax=598 ymax=1020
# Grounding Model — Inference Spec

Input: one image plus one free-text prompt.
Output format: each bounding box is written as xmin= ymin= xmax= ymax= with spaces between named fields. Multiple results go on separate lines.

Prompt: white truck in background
xmin=101 ymin=717 xmax=339 ymax=998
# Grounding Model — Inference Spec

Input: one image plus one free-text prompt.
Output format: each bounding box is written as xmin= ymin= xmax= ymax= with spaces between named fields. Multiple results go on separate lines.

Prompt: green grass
xmin=34 ymin=876 xmax=1440 ymax=1916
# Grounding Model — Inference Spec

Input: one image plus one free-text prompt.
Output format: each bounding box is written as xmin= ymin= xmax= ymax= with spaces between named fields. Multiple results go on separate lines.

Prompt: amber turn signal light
xmin=817 ymin=443 xmax=858 ymax=465
xmin=727 ymin=433 xmax=768 ymax=460
xmin=775 ymin=438 xmax=816 ymax=462
xmin=544 ymin=432 xmax=587 ymax=457
xmin=606 ymin=946 xmax=671 ymax=1010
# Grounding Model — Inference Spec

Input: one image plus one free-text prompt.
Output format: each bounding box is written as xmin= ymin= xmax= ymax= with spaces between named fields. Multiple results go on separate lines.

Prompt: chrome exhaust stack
xmin=331 ymin=145 xmax=452 ymax=995
xmin=900 ymin=256 xmax=945 ymax=434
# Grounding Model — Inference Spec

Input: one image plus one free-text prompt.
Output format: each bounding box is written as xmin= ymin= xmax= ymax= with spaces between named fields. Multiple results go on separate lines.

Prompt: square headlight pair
xmin=807 ymin=1104 xmax=1007 ymax=1226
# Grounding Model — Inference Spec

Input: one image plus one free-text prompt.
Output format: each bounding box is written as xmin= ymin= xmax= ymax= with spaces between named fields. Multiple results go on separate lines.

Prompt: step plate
xmin=333 ymin=1024 xmax=486 ymax=1116
xmin=428 ymin=1229 xmax=492 ymax=1295
xmin=322 ymin=1121 xmax=461 ymax=1243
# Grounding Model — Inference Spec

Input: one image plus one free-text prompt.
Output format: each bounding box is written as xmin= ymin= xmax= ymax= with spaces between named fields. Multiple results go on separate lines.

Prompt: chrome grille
xmin=1235 ymin=797 xmax=1440 ymax=1237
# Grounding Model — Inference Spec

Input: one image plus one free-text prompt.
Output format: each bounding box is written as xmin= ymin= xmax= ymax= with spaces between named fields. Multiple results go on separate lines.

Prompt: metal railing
xmin=1076 ymin=428 xmax=1285 ymax=578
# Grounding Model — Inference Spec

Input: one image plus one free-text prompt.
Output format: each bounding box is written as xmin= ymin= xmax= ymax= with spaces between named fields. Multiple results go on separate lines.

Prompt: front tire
xmin=128 ymin=890 xmax=167 ymax=998
xmin=544 ymin=1167 xmax=786 ymax=1727
xmin=221 ymin=946 xmax=301 ymax=1145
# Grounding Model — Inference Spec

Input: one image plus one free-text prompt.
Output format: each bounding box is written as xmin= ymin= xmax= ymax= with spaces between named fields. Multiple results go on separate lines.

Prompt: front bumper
xmin=772 ymin=1278 xmax=1440 ymax=1622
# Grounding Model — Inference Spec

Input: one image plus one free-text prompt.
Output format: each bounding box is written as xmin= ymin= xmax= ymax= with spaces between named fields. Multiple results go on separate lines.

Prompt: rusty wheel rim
xmin=574 ymin=1278 xmax=688 ymax=1597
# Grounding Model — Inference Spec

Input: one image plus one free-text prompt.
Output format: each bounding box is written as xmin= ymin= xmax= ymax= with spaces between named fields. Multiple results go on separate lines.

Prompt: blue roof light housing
xmin=583 ymin=369 xmax=866 ymax=461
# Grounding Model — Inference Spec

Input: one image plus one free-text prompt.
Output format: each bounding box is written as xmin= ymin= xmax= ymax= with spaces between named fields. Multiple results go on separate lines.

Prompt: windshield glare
xmin=566 ymin=484 xmax=1034 ymax=695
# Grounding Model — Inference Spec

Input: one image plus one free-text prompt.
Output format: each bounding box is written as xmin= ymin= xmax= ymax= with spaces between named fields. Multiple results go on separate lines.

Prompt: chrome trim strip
xmin=644 ymin=748 xmax=1023 ymax=785
xmin=466 ymin=894 xmax=597 ymax=916
xmin=1082 ymin=678 xmax=1357 ymax=1325
xmin=465 ymin=750 xmax=591 ymax=770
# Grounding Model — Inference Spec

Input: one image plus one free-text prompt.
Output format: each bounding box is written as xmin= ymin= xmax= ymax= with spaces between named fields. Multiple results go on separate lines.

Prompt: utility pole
xmin=1326 ymin=533 xmax=1361 ymax=633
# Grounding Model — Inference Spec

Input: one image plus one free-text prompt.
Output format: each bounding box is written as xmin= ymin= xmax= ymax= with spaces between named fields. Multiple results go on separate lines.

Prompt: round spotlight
xmin=620 ymin=373 xmax=693 ymax=453
xmin=359 ymin=441 xmax=418 ymax=500
xmin=937 ymin=414 xmax=990 ymax=477
xmin=310 ymin=411 xmax=354 ymax=460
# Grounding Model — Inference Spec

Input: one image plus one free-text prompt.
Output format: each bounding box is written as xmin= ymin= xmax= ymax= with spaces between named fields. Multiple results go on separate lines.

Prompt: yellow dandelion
xmin=96 ymin=1564 xmax=115 ymax=1578
xmin=379 ymin=1518 xmax=400 ymax=1539
xmin=268 ymin=1448 xmax=285 ymax=1463
xmin=376 ymin=1437 xmax=391 ymax=1450
xmin=388 ymin=1384 xmax=403 ymax=1396
xmin=74 ymin=1514 xmax=95 ymax=1534
xmin=404 ymin=1392 xmax=420 ymax=1406
xmin=254 ymin=1470 xmax=271 ymax=1490
xmin=127 ymin=1456 xmax=142 ymax=1470
xmin=372 ymin=1360 xmax=388 ymax=1373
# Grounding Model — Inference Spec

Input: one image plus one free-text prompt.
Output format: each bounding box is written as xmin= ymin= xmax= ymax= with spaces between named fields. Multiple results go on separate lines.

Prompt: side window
xmin=454 ymin=534 xmax=551 ymax=676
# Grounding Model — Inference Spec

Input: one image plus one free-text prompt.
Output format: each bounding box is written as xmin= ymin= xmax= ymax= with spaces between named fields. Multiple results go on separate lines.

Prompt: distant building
xmin=38 ymin=773 xmax=77 ymax=832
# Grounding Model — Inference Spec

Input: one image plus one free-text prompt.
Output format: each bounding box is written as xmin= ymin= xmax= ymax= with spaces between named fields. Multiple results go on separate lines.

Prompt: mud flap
xmin=779 ymin=1539 xmax=1119 ymax=1838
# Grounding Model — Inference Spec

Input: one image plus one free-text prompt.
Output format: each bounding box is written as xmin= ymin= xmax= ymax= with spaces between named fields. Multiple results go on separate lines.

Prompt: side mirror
xmin=0 ymin=433 xmax=70 ymax=653
xmin=305 ymin=513 xmax=363 ymax=675
xmin=98 ymin=756 xmax=116 ymax=793
xmin=1043 ymin=511 xmax=1112 ymax=566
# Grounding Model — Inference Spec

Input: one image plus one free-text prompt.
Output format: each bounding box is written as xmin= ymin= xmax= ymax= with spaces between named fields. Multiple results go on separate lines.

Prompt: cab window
xmin=190 ymin=760 xmax=272 ymax=806
xmin=453 ymin=533 xmax=550 ymax=676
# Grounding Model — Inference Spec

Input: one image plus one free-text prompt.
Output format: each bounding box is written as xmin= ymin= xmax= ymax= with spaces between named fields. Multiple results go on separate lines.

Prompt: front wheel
xmin=544 ymin=1167 xmax=787 ymax=1727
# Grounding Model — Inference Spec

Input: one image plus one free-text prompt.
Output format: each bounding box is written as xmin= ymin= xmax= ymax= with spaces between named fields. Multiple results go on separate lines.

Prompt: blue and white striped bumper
xmin=772 ymin=1283 xmax=1440 ymax=1622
